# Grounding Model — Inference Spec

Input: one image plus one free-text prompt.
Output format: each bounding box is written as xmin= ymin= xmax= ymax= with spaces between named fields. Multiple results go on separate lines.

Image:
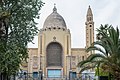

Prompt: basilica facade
xmin=21 ymin=5 xmax=94 ymax=79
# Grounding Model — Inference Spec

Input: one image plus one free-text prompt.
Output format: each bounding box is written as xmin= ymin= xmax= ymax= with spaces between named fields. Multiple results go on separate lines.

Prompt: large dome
xmin=43 ymin=6 xmax=67 ymax=29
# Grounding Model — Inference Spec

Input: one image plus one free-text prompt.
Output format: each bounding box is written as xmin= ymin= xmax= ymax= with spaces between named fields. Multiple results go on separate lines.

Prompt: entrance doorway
xmin=47 ymin=69 xmax=61 ymax=78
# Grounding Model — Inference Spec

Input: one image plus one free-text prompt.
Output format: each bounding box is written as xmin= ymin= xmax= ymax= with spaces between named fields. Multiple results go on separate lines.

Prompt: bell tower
xmin=85 ymin=6 xmax=94 ymax=49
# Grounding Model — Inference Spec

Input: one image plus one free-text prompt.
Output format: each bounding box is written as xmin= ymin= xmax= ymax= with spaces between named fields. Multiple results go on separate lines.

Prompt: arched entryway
xmin=46 ymin=42 xmax=63 ymax=67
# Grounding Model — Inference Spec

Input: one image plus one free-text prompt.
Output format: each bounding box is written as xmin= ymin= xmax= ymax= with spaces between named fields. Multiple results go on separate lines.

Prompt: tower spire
xmin=87 ymin=5 xmax=93 ymax=16
xmin=53 ymin=3 xmax=57 ymax=13
xmin=86 ymin=5 xmax=93 ymax=22
xmin=85 ymin=6 xmax=94 ymax=50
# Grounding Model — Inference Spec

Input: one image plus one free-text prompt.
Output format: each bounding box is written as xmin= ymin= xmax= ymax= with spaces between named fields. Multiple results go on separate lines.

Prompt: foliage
xmin=0 ymin=0 xmax=44 ymax=77
xmin=77 ymin=24 xmax=120 ymax=79
xmin=95 ymin=68 xmax=108 ymax=76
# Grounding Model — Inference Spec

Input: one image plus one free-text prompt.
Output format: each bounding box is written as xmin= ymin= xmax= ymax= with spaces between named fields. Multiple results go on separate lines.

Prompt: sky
xmin=28 ymin=0 xmax=120 ymax=48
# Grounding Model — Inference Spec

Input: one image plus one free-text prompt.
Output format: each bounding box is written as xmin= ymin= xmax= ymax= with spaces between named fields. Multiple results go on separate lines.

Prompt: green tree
xmin=78 ymin=24 xmax=120 ymax=80
xmin=0 ymin=0 xmax=44 ymax=79
xmin=95 ymin=68 xmax=109 ymax=76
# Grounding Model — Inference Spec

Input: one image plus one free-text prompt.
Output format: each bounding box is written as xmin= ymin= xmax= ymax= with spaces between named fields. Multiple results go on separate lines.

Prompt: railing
xmin=45 ymin=78 xmax=66 ymax=80
xmin=10 ymin=73 xmax=39 ymax=80
xmin=44 ymin=76 xmax=67 ymax=80
xmin=9 ymin=73 xmax=98 ymax=80
xmin=78 ymin=73 xmax=98 ymax=80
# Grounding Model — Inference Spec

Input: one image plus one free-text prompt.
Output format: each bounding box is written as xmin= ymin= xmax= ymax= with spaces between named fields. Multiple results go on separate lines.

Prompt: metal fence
xmin=8 ymin=73 xmax=42 ymax=80
xmin=6 ymin=72 xmax=98 ymax=80
xmin=78 ymin=73 xmax=98 ymax=80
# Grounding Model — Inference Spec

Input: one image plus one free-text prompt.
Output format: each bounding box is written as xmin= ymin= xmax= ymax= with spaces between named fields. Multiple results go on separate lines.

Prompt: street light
xmin=39 ymin=70 xmax=43 ymax=80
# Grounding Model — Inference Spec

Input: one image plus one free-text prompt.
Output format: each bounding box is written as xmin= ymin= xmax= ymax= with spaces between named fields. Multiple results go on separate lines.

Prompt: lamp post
xmin=39 ymin=70 xmax=42 ymax=80
xmin=39 ymin=55 xmax=43 ymax=80
xmin=39 ymin=55 xmax=45 ymax=80
xmin=40 ymin=55 xmax=42 ymax=70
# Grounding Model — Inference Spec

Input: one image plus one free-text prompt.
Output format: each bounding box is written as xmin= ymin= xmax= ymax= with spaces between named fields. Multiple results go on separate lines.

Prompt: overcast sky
xmin=28 ymin=0 xmax=120 ymax=48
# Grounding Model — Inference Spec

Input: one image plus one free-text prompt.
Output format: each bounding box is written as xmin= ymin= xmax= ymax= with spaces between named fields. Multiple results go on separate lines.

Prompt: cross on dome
xmin=53 ymin=3 xmax=57 ymax=13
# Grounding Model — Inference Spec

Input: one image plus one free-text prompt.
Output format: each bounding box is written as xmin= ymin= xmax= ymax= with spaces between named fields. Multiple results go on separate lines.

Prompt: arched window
xmin=90 ymin=17 xmax=91 ymax=21
xmin=46 ymin=42 xmax=63 ymax=67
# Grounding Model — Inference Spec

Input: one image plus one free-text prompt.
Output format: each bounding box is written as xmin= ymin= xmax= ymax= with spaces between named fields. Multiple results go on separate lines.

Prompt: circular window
xmin=90 ymin=25 xmax=92 ymax=27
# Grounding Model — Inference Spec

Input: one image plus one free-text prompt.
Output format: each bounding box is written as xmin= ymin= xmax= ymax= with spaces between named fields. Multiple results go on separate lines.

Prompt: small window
xmin=90 ymin=17 xmax=91 ymax=21
xmin=72 ymin=56 xmax=76 ymax=61
xmin=53 ymin=27 xmax=56 ymax=29
xmin=48 ymin=28 xmax=51 ymax=30
xmin=33 ymin=56 xmax=38 ymax=68
xmin=90 ymin=25 xmax=92 ymax=27
xmin=82 ymin=56 xmax=84 ymax=61
xmin=33 ymin=72 xmax=38 ymax=78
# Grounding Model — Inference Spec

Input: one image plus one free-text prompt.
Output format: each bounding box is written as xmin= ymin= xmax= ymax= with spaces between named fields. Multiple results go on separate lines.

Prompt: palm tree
xmin=78 ymin=24 xmax=120 ymax=80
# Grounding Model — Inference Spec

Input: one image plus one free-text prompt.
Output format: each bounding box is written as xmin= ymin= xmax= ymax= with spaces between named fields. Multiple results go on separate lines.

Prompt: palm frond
xmin=91 ymin=41 xmax=110 ymax=56
xmin=79 ymin=64 xmax=96 ymax=73
xmin=86 ymin=46 xmax=107 ymax=56
xmin=77 ymin=60 xmax=91 ymax=67
xmin=87 ymin=54 xmax=106 ymax=61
